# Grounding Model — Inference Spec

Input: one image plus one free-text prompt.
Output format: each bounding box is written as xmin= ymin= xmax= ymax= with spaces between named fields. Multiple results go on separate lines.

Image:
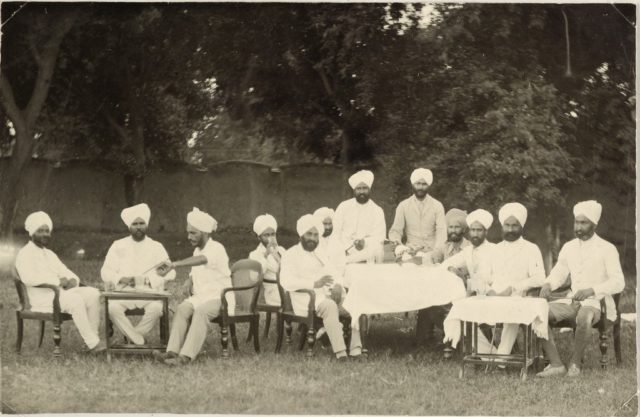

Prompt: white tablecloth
xmin=443 ymin=296 xmax=549 ymax=346
xmin=342 ymin=264 xmax=467 ymax=329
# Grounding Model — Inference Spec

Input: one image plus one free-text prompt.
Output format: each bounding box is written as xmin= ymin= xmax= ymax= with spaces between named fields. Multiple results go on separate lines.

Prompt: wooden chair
xmin=250 ymin=273 xmax=282 ymax=340
xmin=210 ymin=259 xmax=263 ymax=358
xmin=274 ymin=285 xmax=352 ymax=357
xmin=532 ymin=285 xmax=622 ymax=369
xmin=14 ymin=269 xmax=74 ymax=356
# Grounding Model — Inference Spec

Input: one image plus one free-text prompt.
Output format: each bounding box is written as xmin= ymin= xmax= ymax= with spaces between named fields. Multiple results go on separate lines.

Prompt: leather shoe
xmin=536 ymin=364 xmax=566 ymax=378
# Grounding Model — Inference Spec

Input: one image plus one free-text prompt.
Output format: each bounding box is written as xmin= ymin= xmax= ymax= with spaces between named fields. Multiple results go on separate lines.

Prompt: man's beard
xmin=355 ymin=194 xmax=370 ymax=204
xmin=447 ymin=232 xmax=462 ymax=243
xmin=470 ymin=236 xmax=485 ymax=247
xmin=575 ymin=229 xmax=594 ymax=240
xmin=414 ymin=189 xmax=427 ymax=199
xmin=502 ymin=231 xmax=521 ymax=242
xmin=323 ymin=229 xmax=333 ymax=238
xmin=33 ymin=236 xmax=50 ymax=248
xmin=301 ymin=238 xmax=318 ymax=251
xmin=131 ymin=230 xmax=146 ymax=241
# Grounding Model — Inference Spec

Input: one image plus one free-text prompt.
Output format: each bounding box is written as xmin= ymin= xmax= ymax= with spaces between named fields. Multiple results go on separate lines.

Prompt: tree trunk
xmin=0 ymin=10 xmax=77 ymax=239
xmin=340 ymin=129 xmax=352 ymax=199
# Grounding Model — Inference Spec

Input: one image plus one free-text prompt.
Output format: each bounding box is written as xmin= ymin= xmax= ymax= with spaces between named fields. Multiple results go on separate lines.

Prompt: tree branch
xmin=28 ymin=35 xmax=42 ymax=66
xmin=103 ymin=110 xmax=130 ymax=144
xmin=561 ymin=7 xmax=572 ymax=77
xmin=0 ymin=71 xmax=25 ymax=128
xmin=25 ymin=10 xmax=78 ymax=126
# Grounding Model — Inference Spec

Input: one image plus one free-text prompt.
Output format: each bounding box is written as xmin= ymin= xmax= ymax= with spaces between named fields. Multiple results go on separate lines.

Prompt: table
xmin=443 ymin=296 xmax=549 ymax=380
xmin=102 ymin=291 xmax=171 ymax=362
xmin=342 ymin=263 xmax=467 ymax=354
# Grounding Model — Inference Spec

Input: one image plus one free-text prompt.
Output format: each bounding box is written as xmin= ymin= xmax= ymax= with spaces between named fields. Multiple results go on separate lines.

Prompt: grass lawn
xmin=0 ymin=230 xmax=637 ymax=416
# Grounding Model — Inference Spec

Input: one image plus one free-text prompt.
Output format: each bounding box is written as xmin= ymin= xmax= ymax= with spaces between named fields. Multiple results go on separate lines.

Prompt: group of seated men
xmin=14 ymin=167 xmax=625 ymax=377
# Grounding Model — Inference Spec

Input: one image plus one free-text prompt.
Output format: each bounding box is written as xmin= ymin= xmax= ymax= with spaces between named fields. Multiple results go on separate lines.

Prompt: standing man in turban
xmin=15 ymin=212 xmax=105 ymax=352
xmin=389 ymin=168 xmax=446 ymax=257
xmin=537 ymin=201 xmax=624 ymax=378
xmin=333 ymin=170 xmax=386 ymax=264
xmin=487 ymin=202 xmax=545 ymax=357
xmin=101 ymin=203 xmax=176 ymax=345
xmin=415 ymin=208 xmax=471 ymax=343
xmin=314 ymin=207 xmax=347 ymax=282
xmin=280 ymin=214 xmax=362 ymax=359
xmin=153 ymin=208 xmax=231 ymax=365
xmin=249 ymin=214 xmax=285 ymax=306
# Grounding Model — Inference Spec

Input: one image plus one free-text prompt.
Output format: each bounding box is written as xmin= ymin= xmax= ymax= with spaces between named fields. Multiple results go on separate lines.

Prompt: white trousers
xmin=476 ymin=323 xmax=519 ymax=355
xmin=59 ymin=287 xmax=101 ymax=349
xmin=316 ymin=298 xmax=361 ymax=354
xmin=108 ymin=300 xmax=163 ymax=345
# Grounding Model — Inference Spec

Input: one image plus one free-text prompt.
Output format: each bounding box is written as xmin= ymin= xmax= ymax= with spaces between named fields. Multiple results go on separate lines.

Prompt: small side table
xmin=102 ymin=291 xmax=171 ymax=362
xmin=444 ymin=296 xmax=549 ymax=381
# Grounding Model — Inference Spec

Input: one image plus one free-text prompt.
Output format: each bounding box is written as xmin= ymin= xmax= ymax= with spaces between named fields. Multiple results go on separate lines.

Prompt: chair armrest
xmin=263 ymin=278 xmax=278 ymax=284
xmin=220 ymin=283 xmax=261 ymax=313
xmin=35 ymin=284 xmax=63 ymax=322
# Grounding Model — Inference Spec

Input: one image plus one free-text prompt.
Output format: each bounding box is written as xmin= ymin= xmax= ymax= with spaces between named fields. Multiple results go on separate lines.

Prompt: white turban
xmin=187 ymin=207 xmax=217 ymax=233
xmin=498 ymin=202 xmax=528 ymax=227
xmin=120 ymin=203 xmax=151 ymax=227
xmin=573 ymin=200 xmax=602 ymax=224
xmin=348 ymin=170 xmax=374 ymax=189
xmin=253 ymin=214 xmax=277 ymax=236
xmin=410 ymin=168 xmax=433 ymax=186
xmin=25 ymin=211 xmax=53 ymax=236
xmin=313 ymin=207 xmax=335 ymax=221
xmin=466 ymin=209 xmax=493 ymax=230
xmin=296 ymin=214 xmax=323 ymax=237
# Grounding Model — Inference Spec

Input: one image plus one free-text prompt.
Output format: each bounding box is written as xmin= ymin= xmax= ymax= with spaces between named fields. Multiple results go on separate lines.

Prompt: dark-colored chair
xmin=533 ymin=284 xmax=622 ymax=369
xmin=210 ymin=259 xmax=263 ymax=358
xmin=274 ymin=285 xmax=351 ymax=357
xmin=14 ymin=268 xmax=74 ymax=356
xmin=250 ymin=273 xmax=282 ymax=340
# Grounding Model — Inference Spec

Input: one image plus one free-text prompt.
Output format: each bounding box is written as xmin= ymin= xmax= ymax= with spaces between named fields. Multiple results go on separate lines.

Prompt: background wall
xmin=6 ymin=159 xmax=635 ymax=271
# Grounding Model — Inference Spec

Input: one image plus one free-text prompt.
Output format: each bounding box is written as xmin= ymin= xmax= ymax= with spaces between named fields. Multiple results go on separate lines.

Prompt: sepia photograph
xmin=0 ymin=1 xmax=636 ymax=416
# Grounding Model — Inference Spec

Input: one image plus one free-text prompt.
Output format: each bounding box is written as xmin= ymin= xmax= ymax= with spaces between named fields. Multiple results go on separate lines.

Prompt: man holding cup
xmin=249 ymin=214 xmax=285 ymax=306
xmin=101 ymin=203 xmax=176 ymax=345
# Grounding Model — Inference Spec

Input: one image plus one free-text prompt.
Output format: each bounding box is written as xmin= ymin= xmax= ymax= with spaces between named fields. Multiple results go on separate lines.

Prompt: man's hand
xmin=539 ymin=283 xmax=552 ymax=300
xmin=119 ymin=276 xmax=135 ymax=287
xmin=156 ymin=261 xmax=174 ymax=277
xmin=354 ymin=239 xmax=365 ymax=251
xmin=65 ymin=278 xmax=78 ymax=289
xmin=181 ymin=278 xmax=193 ymax=297
xmin=59 ymin=277 xmax=69 ymax=289
xmin=314 ymin=275 xmax=334 ymax=288
xmin=330 ymin=284 xmax=344 ymax=304
xmin=573 ymin=288 xmax=595 ymax=301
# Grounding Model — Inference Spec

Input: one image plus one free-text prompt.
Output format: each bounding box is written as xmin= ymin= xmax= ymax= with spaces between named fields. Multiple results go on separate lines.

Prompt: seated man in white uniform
xmin=15 ymin=211 xmax=105 ymax=352
xmin=442 ymin=209 xmax=496 ymax=294
xmin=153 ymin=207 xmax=231 ymax=365
xmin=249 ymin=214 xmax=285 ymax=306
xmin=442 ymin=209 xmax=498 ymax=353
xmin=333 ymin=170 xmax=386 ymax=264
xmin=280 ymin=214 xmax=362 ymax=360
xmin=101 ymin=203 xmax=176 ymax=345
xmin=488 ymin=202 xmax=546 ymax=357
xmin=537 ymin=201 xmax=625 ymax=378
